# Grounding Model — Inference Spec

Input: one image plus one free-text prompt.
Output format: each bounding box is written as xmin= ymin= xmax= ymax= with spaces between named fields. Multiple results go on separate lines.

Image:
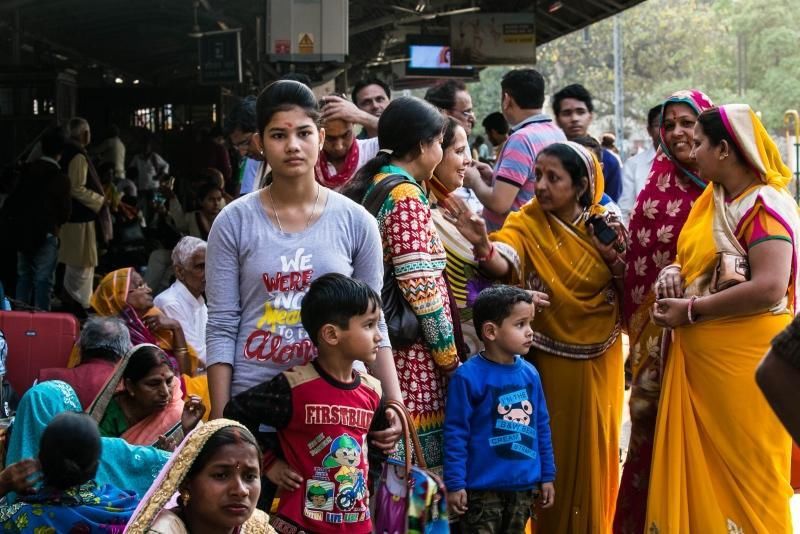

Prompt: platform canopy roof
xmin=1 ymin=0 xmax=645 ymax=87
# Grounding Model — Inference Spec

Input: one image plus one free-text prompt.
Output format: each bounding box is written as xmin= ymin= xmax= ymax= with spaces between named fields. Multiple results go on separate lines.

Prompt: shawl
xmin=4 ymin=381 xmax=169 ymax=505
xmin=490 ymin=142 xmax=621 ymax=358
xmin=0 ymin=481 xmax=138 ymax=533
xmin=680 ymin=104 xmax=800 ymax=312
xmin=125 ymin=419 xmax=273 ymax=534
xmin=623 ymin=90 xmax=714 ymax=329
xmin=87 ymin=343 xmax=185 ymax=446
xmin=315 ymin=137 xmax=360 ymax=189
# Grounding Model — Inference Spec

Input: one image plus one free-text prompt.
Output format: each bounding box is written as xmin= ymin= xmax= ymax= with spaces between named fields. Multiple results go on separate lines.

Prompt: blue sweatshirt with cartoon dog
xmin=443 ymin=354 xmax=555 ymax=492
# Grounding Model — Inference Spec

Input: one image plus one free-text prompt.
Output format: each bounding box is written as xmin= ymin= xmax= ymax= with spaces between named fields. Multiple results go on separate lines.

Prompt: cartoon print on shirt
xmin=322 ymin=434 xmax=367 ymax=511
xmin=490 ymin=387 xmax=538 ymax=460
xmin=305 ymin=480 xmax=335 ymax=511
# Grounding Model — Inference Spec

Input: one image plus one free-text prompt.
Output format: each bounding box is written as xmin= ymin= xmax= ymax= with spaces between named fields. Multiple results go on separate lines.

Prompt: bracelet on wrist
xmin=687 ymin=295 xmax=699 ymax=324
xmin=474 ymin=242 xmax=496 ymax=262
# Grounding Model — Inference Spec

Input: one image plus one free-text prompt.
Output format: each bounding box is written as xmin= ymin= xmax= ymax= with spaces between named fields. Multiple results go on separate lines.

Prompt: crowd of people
xmin=0 ymin=66 xmax=798 ymax=534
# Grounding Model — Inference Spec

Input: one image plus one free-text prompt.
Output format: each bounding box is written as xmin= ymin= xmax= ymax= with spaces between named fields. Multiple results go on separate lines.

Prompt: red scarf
xmin=315 ymin=140 xmax=360 ymax=189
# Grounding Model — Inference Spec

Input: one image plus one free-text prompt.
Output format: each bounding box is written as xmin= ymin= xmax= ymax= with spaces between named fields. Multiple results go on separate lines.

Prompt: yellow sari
xmin=492 ymin=142 xmax=623 ymax=533
xmin=646 ymin=105 xmax=798 ymax=533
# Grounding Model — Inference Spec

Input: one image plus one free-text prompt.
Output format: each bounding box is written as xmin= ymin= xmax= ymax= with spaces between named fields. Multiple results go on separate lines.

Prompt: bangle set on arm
xmin=687 ymin=295 xmax=699 ymax=324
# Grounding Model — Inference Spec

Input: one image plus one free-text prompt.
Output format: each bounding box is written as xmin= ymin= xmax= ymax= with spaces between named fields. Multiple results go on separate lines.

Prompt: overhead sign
xmin=298 ymin=33 xmax=315 ymax=54
xmin=450 ymin=14 xmax=536 ymax=66
xmin=268 ymin=0 xmax=348 ymax=63
xmin=198 ymin=29 xmax=242 ymax=84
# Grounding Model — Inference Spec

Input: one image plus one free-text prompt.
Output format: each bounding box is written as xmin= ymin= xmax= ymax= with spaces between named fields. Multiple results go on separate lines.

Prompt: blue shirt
xmin=443 ymin=354 xmax=555 ymax=492
xmin=601 ymin=148 xmax=623 ymax=202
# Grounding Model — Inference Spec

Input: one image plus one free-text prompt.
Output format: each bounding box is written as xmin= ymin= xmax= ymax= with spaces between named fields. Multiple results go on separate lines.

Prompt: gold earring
xmin=720 ymin=153 xmax=728 ymax=160
xmin=180 ymin=489 xmax=191 ymax=506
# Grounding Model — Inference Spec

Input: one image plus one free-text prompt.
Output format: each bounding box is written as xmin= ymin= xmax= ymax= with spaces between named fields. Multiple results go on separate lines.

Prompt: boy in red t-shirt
xmin=225 ymin=273 xmax=390 ymax=533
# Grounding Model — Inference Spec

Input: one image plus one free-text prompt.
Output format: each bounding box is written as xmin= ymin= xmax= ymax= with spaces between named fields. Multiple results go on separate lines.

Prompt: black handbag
xmin=362 ymin=174 xmax=422 ymax=348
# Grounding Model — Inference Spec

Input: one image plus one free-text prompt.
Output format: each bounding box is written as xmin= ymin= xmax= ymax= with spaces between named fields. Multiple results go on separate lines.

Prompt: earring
xmin=180 ymin=489 xmax=191 ymax=507
xmin=720 ymin=152 xmax=728 ymax=160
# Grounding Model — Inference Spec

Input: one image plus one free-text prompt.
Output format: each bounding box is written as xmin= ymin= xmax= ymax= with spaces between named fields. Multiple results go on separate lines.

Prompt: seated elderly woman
xmin=79 ymin=266 xmax=210 ymax=413
xmin=125 ymin=419 xmax=274 ymax=533
xmin=2 ymin=381 xmax=170 ymax=504
xmin=154 ymin=236 xmax=208 ymax=367
xmin=87 ymin=344 xmax=204 ymax=447
xmin=39 ymin=316 xmax=131 ymax=407
xmin=0 ymin=412 xmax=138 ymax=533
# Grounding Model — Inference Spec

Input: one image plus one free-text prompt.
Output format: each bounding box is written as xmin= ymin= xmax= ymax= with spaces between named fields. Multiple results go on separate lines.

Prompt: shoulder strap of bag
xmin=385 ymin=399 xmax=428 ymax=470
xmin=362 ymin=174 xmax=423 ymax=217
xmin=712 ymin=185 xmax=748 ymax=256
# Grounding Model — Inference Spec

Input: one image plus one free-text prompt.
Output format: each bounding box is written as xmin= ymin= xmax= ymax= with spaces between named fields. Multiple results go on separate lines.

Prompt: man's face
xmin=354 ymin=84 xmax=389 ymax=118
xmin=485 ymin=128 xmax=502 ymax=147
xmin=647 ymin=117 xmax=661 ymax=149
xmin=448 ymin=90 xmax=475 ymax=135
xmin=322 ymin=119 xmax=355 ymax=161
xmin=556 ymin=97 xmax=593 ymax=139
xmin=229 ymin=128 xmax=261 ymax=160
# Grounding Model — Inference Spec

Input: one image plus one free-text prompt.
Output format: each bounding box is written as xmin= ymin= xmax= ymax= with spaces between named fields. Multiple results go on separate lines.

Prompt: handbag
xmin=362 ymin=175 xmax=422 ymax=348
xmin=373 ymin=400 xmax=450 ymax=534
xmin=710 ymin=189 xmax=750 ymax=293
xmin=710 ymin=252 xmax=750 ymax=292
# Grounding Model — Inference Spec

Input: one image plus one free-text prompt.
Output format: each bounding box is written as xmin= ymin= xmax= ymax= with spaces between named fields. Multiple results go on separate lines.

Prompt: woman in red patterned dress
xmin=614 ymin=89 xmax=713 ymax=534
xmin=345 ymin=97 xmax=459 ymax=472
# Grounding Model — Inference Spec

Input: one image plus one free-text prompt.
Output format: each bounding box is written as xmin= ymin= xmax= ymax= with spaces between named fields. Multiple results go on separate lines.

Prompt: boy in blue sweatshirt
xmin=444 ymin=285 xmax=555 ymax=533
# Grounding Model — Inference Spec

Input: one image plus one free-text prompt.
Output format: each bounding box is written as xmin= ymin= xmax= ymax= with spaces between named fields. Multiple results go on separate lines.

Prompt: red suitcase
xmin=0 ymin=311 xmax=79 ymax=397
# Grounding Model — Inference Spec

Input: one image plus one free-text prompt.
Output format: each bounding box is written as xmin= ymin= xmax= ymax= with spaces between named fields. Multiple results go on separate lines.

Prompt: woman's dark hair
xmin=300 ymin=273 xmax=381 ymax=346
xmin=442 ymin=117 xmax=462 ymax=152
xmin=538 ymin=143 xmax=593 ymax=208
xmin=39 ymin=412 xmax=101 ymax=490
xmin=196 ymin=181 xmax=222 ymax=205
xmin=343 ymin=96 xmax=446 ymax=202
xmin=184 ymin=426 xmax=262 ymax=483
xmin=696 ymin=107 xmax=745 ymax=163
xmin=123 ymin=345 xmax=173 ymax=383
xmin=255 ymin=80 xmax=320 ymax=136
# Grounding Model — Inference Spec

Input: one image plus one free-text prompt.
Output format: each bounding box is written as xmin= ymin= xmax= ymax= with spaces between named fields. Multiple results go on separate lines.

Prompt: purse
xmin=362 ymin=175 xmax=423 ymax=348
xmin=373 ymin=400 xmax=450 ymax=534
xmin=710 ymin=189 xmax=751 ymax=293
xmin=710 ymin=251 xmax=750 ymax=292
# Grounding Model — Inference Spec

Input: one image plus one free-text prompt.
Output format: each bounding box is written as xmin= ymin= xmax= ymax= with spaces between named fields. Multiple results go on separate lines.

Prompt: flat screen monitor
xmin=405 ymin=35 xmax=476 ymax=78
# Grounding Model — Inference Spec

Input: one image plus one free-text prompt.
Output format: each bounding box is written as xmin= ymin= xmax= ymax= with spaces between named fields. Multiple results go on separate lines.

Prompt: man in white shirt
xmin=619 ymin=104 xmax=662 ymax=224
xmin=154 ymin=236 xmax=208 ymax=366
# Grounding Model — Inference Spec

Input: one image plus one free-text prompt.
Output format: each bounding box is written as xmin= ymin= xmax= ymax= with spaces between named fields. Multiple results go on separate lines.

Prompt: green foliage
xmin=467 ymin=0 xmax=799 ymax=136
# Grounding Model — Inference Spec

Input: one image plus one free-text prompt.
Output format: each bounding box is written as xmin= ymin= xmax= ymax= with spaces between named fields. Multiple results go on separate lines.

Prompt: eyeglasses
xmin=450 ymin=108 xmax=475 ymax=119
xmin=230 ymin=132 xmax=254 ymax=150
xmin=128 ymin=281 xmax=150 ymax=294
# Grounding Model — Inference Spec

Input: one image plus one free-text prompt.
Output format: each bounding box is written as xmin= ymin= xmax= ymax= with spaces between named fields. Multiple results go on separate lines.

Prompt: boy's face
xmin=492 ymin=301 xmax=535 ymax=356
xmin=336 ymin=303 xmax=382 ymax=365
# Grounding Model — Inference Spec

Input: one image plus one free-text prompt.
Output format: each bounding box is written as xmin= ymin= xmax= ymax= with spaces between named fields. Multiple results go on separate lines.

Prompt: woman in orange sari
xmin=79 ymin=267 xmax=210 ymax=414
xmin=87 ymin=343 xmax=205 ymax=447
xmin=448 ymin=141 xmax=625 ymax=533
xmin=648 ymin=104 xmax=799 ymax=532
xmin=615 ymin=89 xmax=713 ymax=533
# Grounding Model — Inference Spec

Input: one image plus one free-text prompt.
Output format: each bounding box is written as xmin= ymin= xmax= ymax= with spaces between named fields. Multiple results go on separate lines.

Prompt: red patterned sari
xmin=614 ymin=90 xmax=713 ymax=534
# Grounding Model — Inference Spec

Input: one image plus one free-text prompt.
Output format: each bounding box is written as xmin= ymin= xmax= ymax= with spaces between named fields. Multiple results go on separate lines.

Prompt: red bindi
xmin=283 ymin=122 xmax=294 ymax=128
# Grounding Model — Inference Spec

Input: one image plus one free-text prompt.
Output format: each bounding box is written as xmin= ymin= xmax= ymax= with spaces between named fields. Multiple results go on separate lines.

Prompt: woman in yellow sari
xmin=447 ymin=141 xmax=626 ymax=532
xmin=72 ymin=267 xmax=211 ymax=416
xmin=649 ymin=104 xmax=799 ymax=532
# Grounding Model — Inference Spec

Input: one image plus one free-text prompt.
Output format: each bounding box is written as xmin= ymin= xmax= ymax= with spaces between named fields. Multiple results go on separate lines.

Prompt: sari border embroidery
xmin=531 ymin=322 xmax=621 ymax=360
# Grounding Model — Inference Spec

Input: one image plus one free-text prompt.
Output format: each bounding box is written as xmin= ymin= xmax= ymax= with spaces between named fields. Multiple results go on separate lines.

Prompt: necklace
xmin=268 ymin=183 xmax=321 ymax=233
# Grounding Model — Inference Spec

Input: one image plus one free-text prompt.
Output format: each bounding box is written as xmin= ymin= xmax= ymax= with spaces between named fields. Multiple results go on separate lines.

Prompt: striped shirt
xmin=482 ymin=114 xmax=566 ymax=231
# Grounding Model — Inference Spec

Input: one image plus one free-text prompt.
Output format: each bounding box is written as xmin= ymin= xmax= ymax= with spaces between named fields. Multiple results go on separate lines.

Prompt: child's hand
xmin=266 ymin=459 xmax=303 ymax=492
xmin=539 ymin=482 xmax=555 ymax=509
xmin=447 ymin=489 xmax=468 ymax=516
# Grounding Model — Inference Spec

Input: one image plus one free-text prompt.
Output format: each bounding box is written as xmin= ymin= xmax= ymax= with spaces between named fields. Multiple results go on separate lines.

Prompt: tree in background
xmin=467 ymin=0 xmax=799 ymax=144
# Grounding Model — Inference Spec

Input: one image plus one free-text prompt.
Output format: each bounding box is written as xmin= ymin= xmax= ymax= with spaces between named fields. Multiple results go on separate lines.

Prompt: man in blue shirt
xmin=552 ymin=84 xmax=623 ymax=202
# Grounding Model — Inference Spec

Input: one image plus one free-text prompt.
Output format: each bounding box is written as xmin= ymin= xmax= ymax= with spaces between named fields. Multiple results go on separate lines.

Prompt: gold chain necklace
xmin=268 ymin=184 xmax=321 ymax=233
